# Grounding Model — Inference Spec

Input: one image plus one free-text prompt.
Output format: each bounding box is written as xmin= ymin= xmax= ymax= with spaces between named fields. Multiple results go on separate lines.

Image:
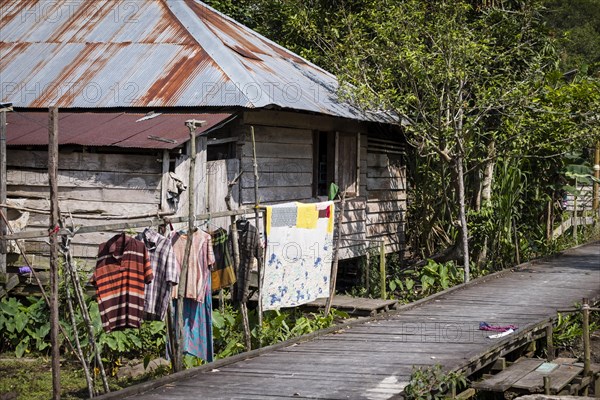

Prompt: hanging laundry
xmin=233 ymin=220 xmax=262 ymax=304
xmin=262 ymin=201 xmax=335 ymax=310
xmin=172 ymin=281 xmax=214 ymax=362
xmin=92 ymin=233 xmax=153 ymax=332
xmin=171 ymin=230 xmax=215 ymax=302
xmin=210 ymin=228 xmax=236 ymax=291
xmin=137 ymin=228 xmax=178 ymax=321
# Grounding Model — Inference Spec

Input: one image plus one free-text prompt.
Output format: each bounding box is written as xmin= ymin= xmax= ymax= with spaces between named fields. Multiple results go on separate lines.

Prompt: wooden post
xmin=364 ymin=252 xmax=370 ymax=294
xmin=546 ymin=200 xmax=552 ymax=242
xmin=325 ymin=192 xmax=346 ymax=315
xmin=593 ymin=142 xmax=599 ymax=214
xmin=0 ymin=108 xmax=7 ymax=286
xmin=573 ymin=178 xmax=578 ymax=243
xmin=160 ymin=150 xmax=170 ymax=212
xmin=224 ymin=173 xmax=251 ymax=350
xmin=582 ymin=297 xmax=591 ymax=377
xmin=174 ymin=121 xmax=199 ymax=372
xmin=48 ymin=106 xmax=61 ymax=399
xmin=543 ymin=376 xmax=551 ymax=395
xmin=250 ymin=126 xmax=263 ymax=345
xmin=546 ymin=323 xmax=554 ymax=361
xmin=380 ymin=240 xmax=386 ymax=299
xmin=513 ymin=217 xmax=520 ymax=265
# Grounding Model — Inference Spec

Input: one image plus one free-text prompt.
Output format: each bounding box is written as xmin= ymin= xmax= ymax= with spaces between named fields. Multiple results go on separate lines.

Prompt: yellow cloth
xmin=266 ymin=206 xmax=272 ymax=236
xmin=327 ymin=205 xmax=335 ymax=233
xmin=296 ymin=202 xmax=318 ymax=229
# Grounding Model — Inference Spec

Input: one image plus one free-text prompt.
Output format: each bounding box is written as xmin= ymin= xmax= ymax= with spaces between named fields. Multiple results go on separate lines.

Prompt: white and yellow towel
xmin=262 ymin=201 xmax=335 ymax=310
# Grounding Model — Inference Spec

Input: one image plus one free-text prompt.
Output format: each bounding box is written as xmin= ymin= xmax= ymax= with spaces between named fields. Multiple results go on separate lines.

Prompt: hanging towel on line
xmin=262 ymin=201 xmax=335 ymax=310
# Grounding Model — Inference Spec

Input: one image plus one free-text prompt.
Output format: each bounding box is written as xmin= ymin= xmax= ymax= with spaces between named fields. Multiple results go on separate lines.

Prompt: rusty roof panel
xmin=0 ymin=0 xmax=397 ymax=124
xmin=6 ymin=111 xmax=233 ymax=149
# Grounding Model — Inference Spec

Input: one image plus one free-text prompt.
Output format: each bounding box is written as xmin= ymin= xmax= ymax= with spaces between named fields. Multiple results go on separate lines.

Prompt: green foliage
xmin=554 ymin=309 xmax=600 ymax=352
xmin=205 ymin=0 xmax=600 ymax=279
xmin=543 ymin=0 xmax=600 ymax=75
xmin=0 ymin=296 xmax=51 ymax=357
xmin=85 ymin=300 xmax=167 ymax=376
xmin=404 ymin=364 xmax=466 ymax=400
xmin=362 ymin=253 xmax=463 ymax=302
xmin=212 ymin=305 xmax=246 ymax=359
xmin=212 ymin=304 xmax=348 ymax=360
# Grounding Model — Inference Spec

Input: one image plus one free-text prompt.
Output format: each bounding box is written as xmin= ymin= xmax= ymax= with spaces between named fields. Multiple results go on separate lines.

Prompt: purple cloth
xmin=479 ymin=322 xmax=518 ymax=332
xmin=18 ymin=266 xmax=32 ymax=275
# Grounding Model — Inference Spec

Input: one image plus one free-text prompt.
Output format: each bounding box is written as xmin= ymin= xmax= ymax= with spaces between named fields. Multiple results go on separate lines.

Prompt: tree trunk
xmin=476 ymin=140 xmax=495 ymax=265
xmin=456 ymin=155 xmax=470 ymax=282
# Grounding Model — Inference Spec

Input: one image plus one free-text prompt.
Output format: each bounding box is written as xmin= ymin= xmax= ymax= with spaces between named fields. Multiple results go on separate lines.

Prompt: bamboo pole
xmin=62 ymin=238 xmax=110 ymax=393
xmin=174 ymin=121 xmax=199 ymax=372
xmin=546 ymin=200 xmax=552 ymax=242
xmin=48 ymin=107 xmax=61 ymax=399
xmin=250 ymin=126 xmax=263 ymax=345
xmin=63 ymin=255 xmax=94 ymax=398
xmin=364 ymin=252 xmax=370 ymax=294
xmin=380 ymin=240 xmax=386 ymax=299
xmin=513 ymin=217 xmax=520 ymax=265
xmin=2 ymin=208 xmax=256 ymax=241
xmin=593 ymin=142 xmax=599 ymax=213
xmin=224 ymin=172 xmax=251 ymax=351
xmin=0 ymin=109 xmax=6 ymax=286
xmin=0 ymin=211 xmax=81 ymax=363
xmin=582 ymin=297 xmax=591 ymax=377
xmin=325 ymin=192 xmax=345 ymax=315
xmin=573 ymin=178 xmax=578 ymax=243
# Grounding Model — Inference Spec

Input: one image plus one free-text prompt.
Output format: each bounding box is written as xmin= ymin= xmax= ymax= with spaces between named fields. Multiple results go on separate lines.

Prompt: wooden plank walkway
xmin=99 ymin=242 xmax=600 ymax=400
xmin=303 ymin=295 xmax=399 ymax=316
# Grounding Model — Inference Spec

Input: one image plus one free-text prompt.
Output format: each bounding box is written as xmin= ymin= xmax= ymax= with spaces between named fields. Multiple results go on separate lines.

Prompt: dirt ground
xmin=556 ymin=328 xmax=600 ymax=363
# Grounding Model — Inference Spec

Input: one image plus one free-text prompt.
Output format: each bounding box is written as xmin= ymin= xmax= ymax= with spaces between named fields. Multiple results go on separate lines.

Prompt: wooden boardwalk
xmin=101 ymin=242 xmax=600 ymax=400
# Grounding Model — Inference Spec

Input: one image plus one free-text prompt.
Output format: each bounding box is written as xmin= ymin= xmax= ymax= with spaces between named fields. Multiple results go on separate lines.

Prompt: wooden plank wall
xmin=366 ymin=138 xmax=407 ymax=255
xmin=237 ymin=122 xmax=369 ymax=260
xmin=565 ymin=185 xmax=594 ymax=212
xmin=206 ymin=158 xmax=240 ymax=229
xmin=5 ymin=149 xmax=163 ymax=272
xmin=338 ymin=137 xmax=368 ymax=260
xmin=239 ymin=126 xmax=314 ymax=205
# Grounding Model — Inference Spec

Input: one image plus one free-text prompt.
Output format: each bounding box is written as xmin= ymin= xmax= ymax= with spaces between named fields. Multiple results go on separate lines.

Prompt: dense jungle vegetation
xmin=1 ymin=1 xmax=599 ymax=398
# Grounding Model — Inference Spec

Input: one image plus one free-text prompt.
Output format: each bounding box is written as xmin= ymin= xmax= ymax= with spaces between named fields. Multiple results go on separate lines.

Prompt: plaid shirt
xmin=211 ymin=228 xmax=236 ymax=291
xmin=234 ymin=221 xmax=262 ymax=303
xmin=92 ymin=233 xmax=153 ymax=332
xmin=138 ymin=229 xmax=179 ymax=321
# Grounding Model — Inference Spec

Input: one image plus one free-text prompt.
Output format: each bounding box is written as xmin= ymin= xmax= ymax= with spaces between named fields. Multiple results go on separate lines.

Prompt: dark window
xmin=313 ymin=131 xmax=359 ymax=197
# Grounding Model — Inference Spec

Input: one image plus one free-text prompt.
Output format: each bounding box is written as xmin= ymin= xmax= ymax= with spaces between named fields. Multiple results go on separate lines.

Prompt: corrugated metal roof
xmin=0 ymin=0 xmax=397 ymax=124
xmin=6 ymin=111 xmax=233 ymax=149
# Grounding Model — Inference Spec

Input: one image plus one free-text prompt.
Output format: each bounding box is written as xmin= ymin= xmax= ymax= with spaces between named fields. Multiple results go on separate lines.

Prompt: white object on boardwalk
xmin=488 ymin=328 xmax=514 ymax=339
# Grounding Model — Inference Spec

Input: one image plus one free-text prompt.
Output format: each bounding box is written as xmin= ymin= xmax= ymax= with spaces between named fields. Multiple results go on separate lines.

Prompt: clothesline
xmin=0 ymin=207 xmax=265 ymax=241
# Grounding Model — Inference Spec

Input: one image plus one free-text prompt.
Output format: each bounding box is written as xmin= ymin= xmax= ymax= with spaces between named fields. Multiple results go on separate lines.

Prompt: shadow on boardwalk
xmin=97 ymin=241 xmax=600 ymax=400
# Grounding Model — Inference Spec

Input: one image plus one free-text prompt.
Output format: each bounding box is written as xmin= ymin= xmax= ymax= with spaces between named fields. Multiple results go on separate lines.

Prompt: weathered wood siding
xmin=239 ymin=111 xmax=404 ymax=261
xmin=5 ymin=148 xmax=163 ymax=272
xmin=366 ymin=138 xmax=407 ymax=254
xmin=206 ymin=158 xmax=240 ymax=229
xmin=239 ymin=125 xmax=314 ymax=205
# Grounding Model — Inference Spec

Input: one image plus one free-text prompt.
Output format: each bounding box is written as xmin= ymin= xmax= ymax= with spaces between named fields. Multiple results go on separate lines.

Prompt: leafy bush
xmin=404 ymin=364 xmax=466 ymax=400
xmin=554 ymin=307 xmax=600 ymax=356
xmin=212 ymin=305 xmax=348 ymax=359
xmin=0 ymin=296 xmax=51 ymax=357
